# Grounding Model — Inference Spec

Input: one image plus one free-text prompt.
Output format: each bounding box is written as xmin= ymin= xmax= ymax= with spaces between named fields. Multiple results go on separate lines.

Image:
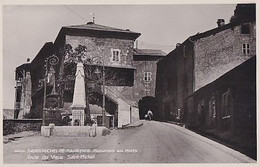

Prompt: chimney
xmin=217 ymin=19 xmax=225 ymax=27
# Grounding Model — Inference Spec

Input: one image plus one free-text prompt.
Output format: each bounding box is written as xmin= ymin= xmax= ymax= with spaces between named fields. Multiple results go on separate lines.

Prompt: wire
xmin=138 ymin=41 xmax=174 ymax=48
xmin=62 ymin=5 xmax=87 ymax=22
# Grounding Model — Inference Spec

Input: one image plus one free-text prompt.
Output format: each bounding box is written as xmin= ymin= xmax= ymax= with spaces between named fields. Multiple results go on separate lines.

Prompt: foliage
xmin=229 ymin=4 xmax=256 ymax=23
xmin=3 ymin=121 xmax=41 ymax=136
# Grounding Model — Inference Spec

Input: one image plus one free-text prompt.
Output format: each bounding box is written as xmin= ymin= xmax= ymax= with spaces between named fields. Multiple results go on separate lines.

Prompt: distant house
xmin=155 ymin=4 xmax=256 ymax=121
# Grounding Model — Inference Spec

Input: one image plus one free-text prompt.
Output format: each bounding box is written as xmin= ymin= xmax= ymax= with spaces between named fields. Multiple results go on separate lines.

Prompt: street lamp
xmin=92 ymin=56 xmax=105 ymax=127
xmin=42 ymin=55 xmax=59 ymax=126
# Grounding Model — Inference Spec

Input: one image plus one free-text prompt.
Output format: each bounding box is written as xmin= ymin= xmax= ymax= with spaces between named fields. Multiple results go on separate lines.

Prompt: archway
xmin=138 ymin=96 xmax=160 ymax=120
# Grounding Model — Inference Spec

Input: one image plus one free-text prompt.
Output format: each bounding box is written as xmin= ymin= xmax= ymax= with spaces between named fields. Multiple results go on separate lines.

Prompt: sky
xmin=3 ymin=4 xmax=237 ymax=109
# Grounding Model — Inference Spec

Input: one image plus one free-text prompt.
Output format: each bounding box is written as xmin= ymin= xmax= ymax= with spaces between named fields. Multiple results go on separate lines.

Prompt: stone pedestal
xmin=72 ymin=109 xmax=85 ymax=126
xmin=70 ymin=62 xmax=87 ymax=126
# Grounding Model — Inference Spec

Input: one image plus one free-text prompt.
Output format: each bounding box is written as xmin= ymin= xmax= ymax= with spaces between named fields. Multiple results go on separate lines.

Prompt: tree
xmin=230 ymin=4 xmax=256 ymax=23
xmin=59 ymin=44 xmax=129 ymax=124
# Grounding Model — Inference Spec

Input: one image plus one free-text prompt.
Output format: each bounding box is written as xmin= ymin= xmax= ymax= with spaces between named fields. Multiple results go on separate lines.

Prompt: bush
xmin=3 ymin=120 xmax=41 ymax=136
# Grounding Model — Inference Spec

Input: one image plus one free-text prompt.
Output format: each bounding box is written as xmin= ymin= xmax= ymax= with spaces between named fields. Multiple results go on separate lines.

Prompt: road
xmin=3 ymin=121 xmax=255 ymax=163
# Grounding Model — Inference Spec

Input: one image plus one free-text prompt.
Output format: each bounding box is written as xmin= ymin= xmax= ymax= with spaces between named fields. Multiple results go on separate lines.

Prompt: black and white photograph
xmin=2 ymin=2 xmax=257 ymax=164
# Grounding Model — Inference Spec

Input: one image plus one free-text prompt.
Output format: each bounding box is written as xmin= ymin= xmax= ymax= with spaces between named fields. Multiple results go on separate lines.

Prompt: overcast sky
xmin=3 ymin=4 xmax=237 ymax=109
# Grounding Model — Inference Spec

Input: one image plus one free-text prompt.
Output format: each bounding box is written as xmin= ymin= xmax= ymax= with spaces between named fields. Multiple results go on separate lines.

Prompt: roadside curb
xmin=120 ymin=121 xmax=143 ymax=129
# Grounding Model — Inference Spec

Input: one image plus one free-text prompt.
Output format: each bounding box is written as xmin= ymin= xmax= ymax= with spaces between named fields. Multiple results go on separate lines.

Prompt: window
xmin=222 ymin=90 xmax=231 ymax=119
xmin=209 ymin=96 xmax=216 ymax=126
xmin=242 ymin=43 xmax=250 ymax=54
xmin=241 ymin=24 xmax=250 ymax=34
xmin=111 ymin=49 xmax=121 ymax=62
xmin=144 ymin=72 xmax=152 ymax=82
xmin=144 ymin=82 xmax=150 ymax=93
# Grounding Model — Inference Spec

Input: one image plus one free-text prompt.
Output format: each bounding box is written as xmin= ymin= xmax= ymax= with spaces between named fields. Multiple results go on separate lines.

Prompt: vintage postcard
xmin=1 ymin=1 xmax=258 ymax=165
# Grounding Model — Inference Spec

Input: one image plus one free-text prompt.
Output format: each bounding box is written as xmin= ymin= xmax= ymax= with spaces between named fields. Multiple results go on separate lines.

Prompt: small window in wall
xmin=144 ymin=82 xmax=150 ymax=93
xmin=144 ymin=72 xmax=152 ymax=82
xmin=242 ymin=43 xmax=250 ymax=54
xmin=222 ymin=90 xmax=231 ymax=119
xmin=241 ymin=24 xmax=250 ymax=34
xmin=209 ymin=96 xmax=216 ymax=126
xmin=111 ymin=49 xmax=121 ymax=62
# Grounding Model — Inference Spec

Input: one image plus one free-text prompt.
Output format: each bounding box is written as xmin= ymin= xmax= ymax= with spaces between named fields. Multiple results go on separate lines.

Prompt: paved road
xmin=3 ymin=121 xmax=255 ymax=163
xmin=95 ymin=121 xmax=254 ymax=163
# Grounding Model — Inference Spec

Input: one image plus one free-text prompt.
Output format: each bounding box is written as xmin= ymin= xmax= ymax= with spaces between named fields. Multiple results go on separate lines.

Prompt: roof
xmin=30 ymin=42 xmax=55 ymax=69
xmin=89 ymin=104 xmax=113 ymax=116
xmin=16 ymin=63 xmax=31 ymax=71
xmin=87 ymin=64 xmax=136 ymax=70
xmin=64 ymin=22 xmax=139 ymax=34
xmin=163 ymin=20 xmax=255 ymax=61
xmin=133 ymin=49 xmax=166 ymax=57
xmin=55 ymin=22 xmax=141 ymax=45
xmin=189 ymin=20 xmax=254 ymax=41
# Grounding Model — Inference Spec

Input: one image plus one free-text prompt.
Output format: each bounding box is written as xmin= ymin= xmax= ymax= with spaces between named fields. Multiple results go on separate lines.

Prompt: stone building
xmin=183 ymin=56 xmax=256 ymax=159
xmin=14 ymin=22 xmax=142 ymax=128
xmin=14 ymin=63 xmax=32 ymax=119
xmin=133 ymin=49 xmax=166 ymax=119
xmin=156 ymin=4 xmax=256 ymax=121
xmin=14 ymin=21 xmax=165 ymax=127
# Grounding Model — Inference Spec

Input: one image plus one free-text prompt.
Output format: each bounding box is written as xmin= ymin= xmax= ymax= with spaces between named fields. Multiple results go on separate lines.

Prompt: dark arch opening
xmin=138 ymin=96 xmax=160 ymax=121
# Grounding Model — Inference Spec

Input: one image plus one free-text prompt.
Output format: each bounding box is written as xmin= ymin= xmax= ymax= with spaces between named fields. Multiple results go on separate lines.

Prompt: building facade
xmin=14 ymin=21 xmax=165 ymax=127
xmin=156 ymin=4 xmax=256 ymax=122
xmin=15 ymin=22 xmax=142 ymax=128
xmin=183 ymin=56 xmax=256 ymax=132
xmin=133 ymin=49 xmax=166 ymax=119
xmin=14 ymin=63 xmax=32 ymax=119
xmin=183 ymin=56 xmax=256 ymax=159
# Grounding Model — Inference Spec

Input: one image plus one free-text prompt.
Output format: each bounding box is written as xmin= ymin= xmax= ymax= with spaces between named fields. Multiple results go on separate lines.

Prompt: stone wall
xmin=155 ymin=54 xmax=177 ymax=120
xmin=194 ymin=22 xmax=256 ymax=91
xmin=66 ymin=35 xmax=134 ymax=68
xmin=155 ymin=42 xmax=194 ymax=121
xmin=131 ymin=106 xmax=140 ymax=123
xmin=183 ymin=57 xmax=256 ymax=159
xmin=117 ymin=98 xmax=131 ymax=128
xmin=133 ymin=60 xmax=158 ymax=101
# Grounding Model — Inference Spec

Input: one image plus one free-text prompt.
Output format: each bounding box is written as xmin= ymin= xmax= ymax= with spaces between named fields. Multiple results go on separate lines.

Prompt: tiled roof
xmin=64 ymin=22 xmax=140 ymax=35
xmin=133 ymin=48 xmax=166 ymax=56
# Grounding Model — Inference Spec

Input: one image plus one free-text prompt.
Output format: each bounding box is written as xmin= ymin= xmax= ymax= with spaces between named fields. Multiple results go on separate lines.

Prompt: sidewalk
xmin=120 ymin=120 xmax=143 ymax=129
